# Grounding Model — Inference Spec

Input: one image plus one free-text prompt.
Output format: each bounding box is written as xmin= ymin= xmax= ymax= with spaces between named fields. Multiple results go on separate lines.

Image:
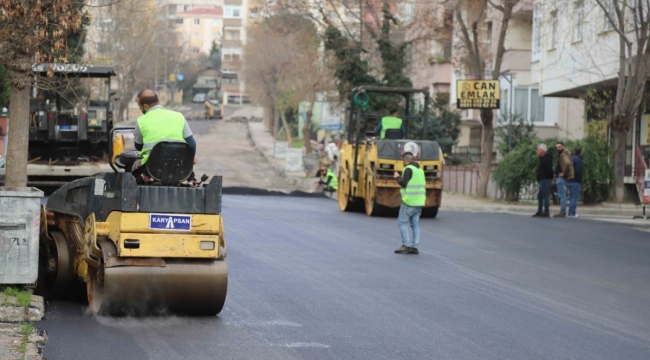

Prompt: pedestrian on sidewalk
xmin=393 ymin=152 xmax=425 ymax=255
xmin=553 ymin=141 xmax=575 ymax=218
xmin=568 ymin=147 xmax=583 ymax=218
xmin=533 ymin=143 xmax=554 ymax=218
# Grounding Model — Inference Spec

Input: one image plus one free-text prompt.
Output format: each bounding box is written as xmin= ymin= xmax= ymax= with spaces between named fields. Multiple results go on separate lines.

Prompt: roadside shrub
xmin=493 ymin=135 xmax=613 ymax=203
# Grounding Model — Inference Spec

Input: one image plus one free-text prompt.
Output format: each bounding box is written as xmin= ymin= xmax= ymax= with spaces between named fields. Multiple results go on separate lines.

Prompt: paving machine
xmin=338 ymin=86 xmax=443 ymax=218
xmin=36 ymin=127 xmax=228 ymax=316
xmin=29 ymin=63 xmax=116 ymax=161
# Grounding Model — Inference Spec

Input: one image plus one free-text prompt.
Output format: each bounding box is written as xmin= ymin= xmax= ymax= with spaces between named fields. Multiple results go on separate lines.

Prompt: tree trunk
xmin=5 ymin=83 xmax=31 ymax=188
xmin=272 ymin=104 xmax=279 ymax=137
xmin=264 ymin=105 xmax=273 ymax=131
xmin=279 ymin=106 xmax=293 ymax=146
xmin=612 ymin=128 xmax=626 ymax=203
xmin=303 ymin=109 xmax=313 ymax=154
xmin=477 ymin=109 xmax=495 ymax=198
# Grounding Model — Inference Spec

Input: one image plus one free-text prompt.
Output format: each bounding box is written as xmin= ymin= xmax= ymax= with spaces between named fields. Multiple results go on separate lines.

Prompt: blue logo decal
xmin=149 ymin=214 xmax=192 ymax=231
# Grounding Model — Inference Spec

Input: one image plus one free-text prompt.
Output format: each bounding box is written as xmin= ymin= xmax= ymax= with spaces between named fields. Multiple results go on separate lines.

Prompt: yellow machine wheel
xmin=338 ymin=176 xmax=351 ymax=211
xmin=36 ymin=230 xmax=73 ymax=299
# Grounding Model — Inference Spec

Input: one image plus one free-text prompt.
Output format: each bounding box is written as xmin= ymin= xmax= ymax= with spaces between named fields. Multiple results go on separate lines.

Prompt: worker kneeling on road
xmin=393 ymin=152 xmax=425 ymax=255
xmin=132 ymin=89 xmax=197 ymax=183
xmin=316 ymin=165 xmax=338 ymax=193
xmin=375 ymin=108 xmax=405 ymax=139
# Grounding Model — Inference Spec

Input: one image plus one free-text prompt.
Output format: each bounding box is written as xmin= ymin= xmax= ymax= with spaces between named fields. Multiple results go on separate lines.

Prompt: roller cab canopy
xmin=32 ymin=63 xmax=116 ymax=78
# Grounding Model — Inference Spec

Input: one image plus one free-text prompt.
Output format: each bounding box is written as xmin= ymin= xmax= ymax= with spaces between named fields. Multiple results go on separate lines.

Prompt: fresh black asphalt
xmin=39 ymin=195 xmax=650 ymax=359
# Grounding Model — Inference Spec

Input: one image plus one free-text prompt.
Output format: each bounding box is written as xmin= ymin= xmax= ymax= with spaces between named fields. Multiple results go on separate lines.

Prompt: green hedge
xmin=493 ymin=135 xmax=613 ymax=203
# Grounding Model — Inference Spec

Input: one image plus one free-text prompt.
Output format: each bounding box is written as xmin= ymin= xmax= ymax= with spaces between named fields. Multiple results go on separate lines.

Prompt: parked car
xmin=193 ymin=93 xmax=206 ymax=103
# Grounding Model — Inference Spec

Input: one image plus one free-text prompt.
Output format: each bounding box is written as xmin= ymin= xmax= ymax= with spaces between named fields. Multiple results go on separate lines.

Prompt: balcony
xmin=512 ymin=0 xmax=533 ymax=18
xmin=222 ymin=39 xmax=243 ymax=49
xmin=223 ymin=18 xmax=242 ymax=27
xmin=501 ymin=49 xmax=532 ymax=73
xmin=224 ymin=0 xmax=242 ymax=4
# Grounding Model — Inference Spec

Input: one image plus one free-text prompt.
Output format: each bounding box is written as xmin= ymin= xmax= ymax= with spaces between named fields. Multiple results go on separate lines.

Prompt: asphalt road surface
xmin=39 ymin=195 xmax=650 ymax=360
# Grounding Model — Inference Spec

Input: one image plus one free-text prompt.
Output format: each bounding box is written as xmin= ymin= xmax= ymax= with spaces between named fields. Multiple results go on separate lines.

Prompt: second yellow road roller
xmin=36 ymin=127 xmax=227 ymax=316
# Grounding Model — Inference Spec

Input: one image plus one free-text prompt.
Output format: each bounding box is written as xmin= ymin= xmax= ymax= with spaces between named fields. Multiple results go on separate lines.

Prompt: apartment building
xmin=449 ymin=0 xmax=585 ymax=154
xmin=535 ymin=0 xmax=647 ymax=184
xmin=220 ymin=0 xmax=250 ymax=104
xmin=175 ymin=6 xmax=224 ymax=59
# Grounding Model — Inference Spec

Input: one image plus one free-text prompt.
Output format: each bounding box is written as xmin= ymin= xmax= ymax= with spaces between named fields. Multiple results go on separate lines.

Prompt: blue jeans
xmin=556 ymin=178 xmax=567 ymax=214
xmin=537 ymin=179 xmax=551 ymax=215
xmin=568 ymin=182 xmax=580 ymax=216
xmin=398 ymin=204 xmax=422 ymax=248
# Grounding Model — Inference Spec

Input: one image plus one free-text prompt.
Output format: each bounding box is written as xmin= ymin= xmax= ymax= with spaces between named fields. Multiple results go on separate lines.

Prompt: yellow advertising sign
xmin=456 ymin=80 xmax=500 ymax=109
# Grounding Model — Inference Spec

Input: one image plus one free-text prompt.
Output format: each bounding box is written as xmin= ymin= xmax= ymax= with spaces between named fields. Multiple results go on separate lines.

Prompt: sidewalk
xmin=0 ymin=289 xmax=46 ymax=360
xmin=244 ymin=115 xmax=318 ymax=193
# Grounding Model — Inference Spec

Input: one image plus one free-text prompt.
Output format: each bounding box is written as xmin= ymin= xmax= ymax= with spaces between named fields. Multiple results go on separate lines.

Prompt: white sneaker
xmin=569 ymin=214 xmax=580 ymax=218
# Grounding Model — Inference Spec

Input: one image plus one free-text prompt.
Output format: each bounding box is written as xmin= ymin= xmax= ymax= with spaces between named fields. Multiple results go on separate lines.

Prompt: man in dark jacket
xmin=568 ymin=147 xmax=583 ymax=217
xmin=534 ymin=143 xmax=554 ymax=217
xmin=553 ymin=141 xmax=574 ymax=217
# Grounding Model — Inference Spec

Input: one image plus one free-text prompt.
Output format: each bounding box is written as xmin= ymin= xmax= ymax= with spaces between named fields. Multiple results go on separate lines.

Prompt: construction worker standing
xmin=393 ymin=152 xmax=426 ymax=255
xmin=375 ymin=108 xmax=405 ymax=139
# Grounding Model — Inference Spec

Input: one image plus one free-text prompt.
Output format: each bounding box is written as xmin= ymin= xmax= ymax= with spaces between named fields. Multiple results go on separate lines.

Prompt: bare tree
xmin=243 ymin=13 xmax=326 ymax=148
xmin=0 ymin=0 xmax=87 ymax=187
xmin=592 ymin=0 xmax=650 ymax=202
xmin=89 ymin=1 xmax=182 ymax=122
xmin=450 ymin=0 xmax=520 ymax=198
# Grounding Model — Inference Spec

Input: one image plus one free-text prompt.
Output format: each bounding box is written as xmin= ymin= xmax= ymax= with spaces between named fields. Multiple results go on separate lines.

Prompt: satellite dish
xmin=402 ymin=142 xmax=420 ymax=157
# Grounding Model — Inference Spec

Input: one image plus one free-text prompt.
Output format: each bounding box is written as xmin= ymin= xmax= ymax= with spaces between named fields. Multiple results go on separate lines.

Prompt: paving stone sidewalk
xmin=0 ymin=292 xmax=46 ymax=360
xmin=241 ymin=110 xmax=319 ymax=193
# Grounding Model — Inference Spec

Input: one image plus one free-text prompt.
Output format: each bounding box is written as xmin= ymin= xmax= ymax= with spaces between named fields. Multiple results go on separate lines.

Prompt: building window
xmin=212 ymin=18 xmax=220 ymax=26
xmin=603 ymin=0 xmax=617 ymax=31
xmin=574 ymin=0 xmax=584 ymax=42
xmin=192 ymin=47 xmax=200 ymax=54
xmin=532 ymin=4 xmax=541 ymax=61
xmin=175 ymin=18 xmax=183 ymax=24
xmin=486 ymin=21 xmax=493 ymax=46
xmin=512 ymin=88 xmax=545 ymax=123
xmin=222 ymin=48 xmax=242 ymax=61
xmin=551 ymin=11 xmax=558 ymax=49
xmin=227 ymin=30 xmax=240 ymax=40
xmin=184 ymin=5 xmax=191 ymax=11
xmin=225 ymin=5 xmax=241 ymax=18
xmin=194 ymin=18 xmax=200 ymax=25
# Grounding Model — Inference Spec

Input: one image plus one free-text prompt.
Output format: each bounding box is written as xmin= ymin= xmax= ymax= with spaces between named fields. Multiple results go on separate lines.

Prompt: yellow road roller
xmin=338 ymin=86 xmax=443 ymax=218
xmin=36 ymin=127 xmax=227 ymax=316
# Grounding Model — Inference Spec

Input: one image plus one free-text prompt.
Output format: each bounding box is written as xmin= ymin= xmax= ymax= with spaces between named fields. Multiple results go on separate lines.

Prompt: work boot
xmin=553 ymin=213 xmax=566 ymax=218
xmin=532 ymin=212 xmax=542 ymax=217
xmin=407 ymin=247 xmax=419 ymax=255
xmin=394 ymin=245 xmax=410 ymax=254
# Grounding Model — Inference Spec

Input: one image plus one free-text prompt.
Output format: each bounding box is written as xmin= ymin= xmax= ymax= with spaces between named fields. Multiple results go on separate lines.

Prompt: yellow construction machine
xmin=36 ymin=127 xmax=227 ymax=316
xmin=338 ymin=86 xmax=443 ymax=218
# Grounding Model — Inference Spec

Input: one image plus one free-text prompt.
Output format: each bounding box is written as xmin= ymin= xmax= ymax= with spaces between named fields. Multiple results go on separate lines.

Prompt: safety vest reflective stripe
xmin=137 ymin=109 xmax=186 ymax=164
xmin=400 ymin=164 xmax=426 ymax=207
xmin=326 ymin=169 xmax=338 ymax=190
xmin=380 ymin=116 xmax=402 ymax=139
